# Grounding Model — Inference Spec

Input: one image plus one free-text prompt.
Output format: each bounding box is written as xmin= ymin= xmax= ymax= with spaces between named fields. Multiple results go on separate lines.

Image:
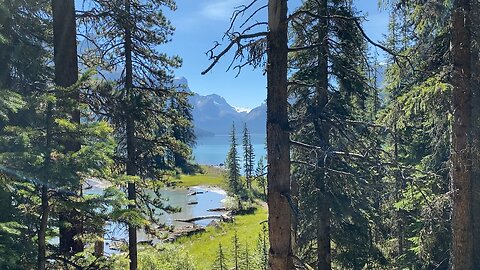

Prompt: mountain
xmin=173 ymin=77 xmax=266 ymax=136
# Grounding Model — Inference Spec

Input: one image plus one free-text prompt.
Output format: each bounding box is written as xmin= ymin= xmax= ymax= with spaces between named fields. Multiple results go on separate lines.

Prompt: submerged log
xmin=188 ymin=191 xmax=204 ymax=196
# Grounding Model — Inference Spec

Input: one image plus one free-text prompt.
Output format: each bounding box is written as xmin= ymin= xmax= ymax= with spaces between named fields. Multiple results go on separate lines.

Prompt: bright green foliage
xmin=376 ymin=2 xmax=453 ymax=268
xmin=113 ymin=245 xmax=196 ymax=270
xmin=255 ymin=223 xmax=268 ymax=270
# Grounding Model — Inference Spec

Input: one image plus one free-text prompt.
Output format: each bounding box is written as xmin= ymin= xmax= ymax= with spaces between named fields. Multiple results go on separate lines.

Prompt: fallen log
xmin=175 ymin=215 xmax=223 ymax=223
xmin=188 ymin=191 xmax=204 ymax=196
xmin=175 ymin=213 xmax=234 ymax=223
xmin=207 ymin=207 xmax=227 ymax=212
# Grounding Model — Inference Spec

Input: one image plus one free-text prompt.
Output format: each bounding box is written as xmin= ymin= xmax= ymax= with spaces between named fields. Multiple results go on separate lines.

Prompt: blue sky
xmin=162 ymin=1 xmax=390 ymax=109
xmin=76 ymin=1 xmax=387 ymax=110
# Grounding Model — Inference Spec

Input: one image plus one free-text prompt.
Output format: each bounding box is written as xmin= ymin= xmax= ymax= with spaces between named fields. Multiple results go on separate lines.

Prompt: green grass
xmin=175 ymin=207 xmax=268 ymax=269
xmin=174 ymin=165 xmax=227 ymax=188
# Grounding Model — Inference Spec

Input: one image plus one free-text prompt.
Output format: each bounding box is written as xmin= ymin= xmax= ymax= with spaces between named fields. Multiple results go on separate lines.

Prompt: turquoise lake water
xmin=192 ymin=133 xmax=267 ymax=167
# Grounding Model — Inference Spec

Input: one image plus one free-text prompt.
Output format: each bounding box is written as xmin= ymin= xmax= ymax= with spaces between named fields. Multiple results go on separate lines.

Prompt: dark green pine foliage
xmin=378 ymin=1 xmax=452 ymax=268
xmin=242 ymin=123 xmax=254 ymax=190
xmin=78 ymin=2 xmax=193 ymax=267
xmin=0 ymin=1 xmax=49 ymax=268
xmin=226 ymin=123 xmax=242 ymax=196
xmin=289 ymin=0 xmax=386 ymax=268
xmin=0 ymin=72 xmax=117 ymax=268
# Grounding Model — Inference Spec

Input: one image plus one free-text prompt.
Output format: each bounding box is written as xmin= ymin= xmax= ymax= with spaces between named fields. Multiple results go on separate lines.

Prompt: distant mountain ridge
xmin=173 ymin=77 xmax=266 ymax=136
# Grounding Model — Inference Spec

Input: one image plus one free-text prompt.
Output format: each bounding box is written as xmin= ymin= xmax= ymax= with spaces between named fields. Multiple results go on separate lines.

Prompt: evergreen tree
xmin=242 ymin=123 xmax=255 ymax=190
xmin=226 ymin=123 xmax=242 ymax=195
xmin=51 ymin=0 xmax=84 ymax=257
xmin=211 ymin=243 xmax=228 ymax=270
xmin=266 ymin=0 xmax=293 ymax=268
xmin=378 ymin=1 xmax=453 ymax=268
xmin=232 ymin=230 xmax=240 ymax=270
xmin=254 ymin=157 xmax=267 ymax=201
xmin=78 ymin=1 xmax=191 ymax=269
xmin=239 ymin=241 xmax=251 ymax=270
xmin=255 ymin=223 xmax=269 ymax=270
xmin=289 ymin=0 xmax=386 ymax=268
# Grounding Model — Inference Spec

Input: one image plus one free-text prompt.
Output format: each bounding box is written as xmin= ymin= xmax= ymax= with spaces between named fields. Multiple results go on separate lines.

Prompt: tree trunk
xmin=51 ymin=0 xmax=83 ymax=255
xmin=37 ymin=185 xmax=49 ymax=270
xmin=38 ymin=102 xmax=53 ymax=270
xmin=124 ymin=0 xmax=137 ymax=269
xmin=450 ymin=0 xmax=477 ymax=269
xmin=315 ymin=1 xmax=331 ymax=269
xmin=0 ymin=1 xmax=12 ymax=89
xmin=266 ymin=0 xmax=293 ymax=269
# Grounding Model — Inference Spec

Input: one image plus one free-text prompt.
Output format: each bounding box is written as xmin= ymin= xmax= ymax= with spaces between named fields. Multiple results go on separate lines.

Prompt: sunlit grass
xmin=174 ymin=165 xmax=227 ymax=189
xmin=175 ymin=207 xmax=268 ymax=269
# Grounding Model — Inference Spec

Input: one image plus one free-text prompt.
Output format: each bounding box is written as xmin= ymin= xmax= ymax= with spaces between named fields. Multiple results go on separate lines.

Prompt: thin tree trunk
xmin=315 ymin=1 xmax=331 ymax=269
xmin=124 ymin=0 xmax=137 ymax=269
xmin=450 ymin=0 xmax=475 ymax=269
xmin=0 ymin=0 xmax=12 ymax=89
xmin=266 ymin=0 xmax=293 ymax=269
xmin=393 ymin=124 xmax=405 ymax=260
xmin=37 ymin=185 xmax=49 ymax=270
xmin=51 ymin=0 xmax=83 ymax=255
xmin=469 ymin=1 xmax=480 ymax=267
xmin=38 ymin=102 xmax=53 ymax=270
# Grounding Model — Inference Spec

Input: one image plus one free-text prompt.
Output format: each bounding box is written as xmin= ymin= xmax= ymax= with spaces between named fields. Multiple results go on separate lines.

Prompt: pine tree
xmin=232 ymin=230 xmax=240 ymax=270
xmin=266 ymin=0 xmax=293 ymax=268
xmin=51 ymin=0 xmax=85 ymax=257
xmin=239 ymin=241 xmax=251 ymax=270
xmin=289 ymin=0 xmax=386 ymax=268
xmin=78 ymin=1 xmax=191 ymax=269
xmin=255 ymin=223 xmax=269 ymax=270
xmin=226 ymin=123 xmax=242 ymax=195
xmin=255 ymin=157 xmax=267 ymax=201
xmin=242 ymin=123 xmax=255 ymax=190
xmin=212 ymin=243 xmax=228 ymax=270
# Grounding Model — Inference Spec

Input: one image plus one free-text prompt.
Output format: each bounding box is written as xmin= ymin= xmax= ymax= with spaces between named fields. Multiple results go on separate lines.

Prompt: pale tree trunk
xmin=450 ymin=0 xmax=480 ymax=269
xmin=51 ymin=0 xmax=83 ymax=255
xmin=124 ymin=0 xmax=138 ymax=269
xmin=267 ymin=0 xmax=293 ymax=269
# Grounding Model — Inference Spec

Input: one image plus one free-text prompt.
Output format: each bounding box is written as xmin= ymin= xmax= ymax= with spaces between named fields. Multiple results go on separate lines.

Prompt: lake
xmin=192 ymin=133 xmax=267 ymax=167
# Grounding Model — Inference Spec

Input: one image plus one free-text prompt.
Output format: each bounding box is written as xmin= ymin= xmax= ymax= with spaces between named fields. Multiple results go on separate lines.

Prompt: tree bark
xmin=51 ymin=0 xmax=83 ymax=255
xmin=450 ymin=0 xmax=477 ymax=269
xmin=266 ymin=0 xmax=293 ymax=269
xmin=315 ymin=1 xmax=331 ymax=269
xmin=38 ymin=102 xmax=53 ymax=270
xmin=124 ymin=0 xmax=137 ymax=269
xmin=37 ymin=185 xmax=49 ymax=270
xmin=0 ymin=0 xmax=12 ymax=89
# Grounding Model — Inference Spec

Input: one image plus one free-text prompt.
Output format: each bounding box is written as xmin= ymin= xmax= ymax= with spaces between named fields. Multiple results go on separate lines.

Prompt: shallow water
xmin=85 ymin=184 xmax=227 ymax=253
